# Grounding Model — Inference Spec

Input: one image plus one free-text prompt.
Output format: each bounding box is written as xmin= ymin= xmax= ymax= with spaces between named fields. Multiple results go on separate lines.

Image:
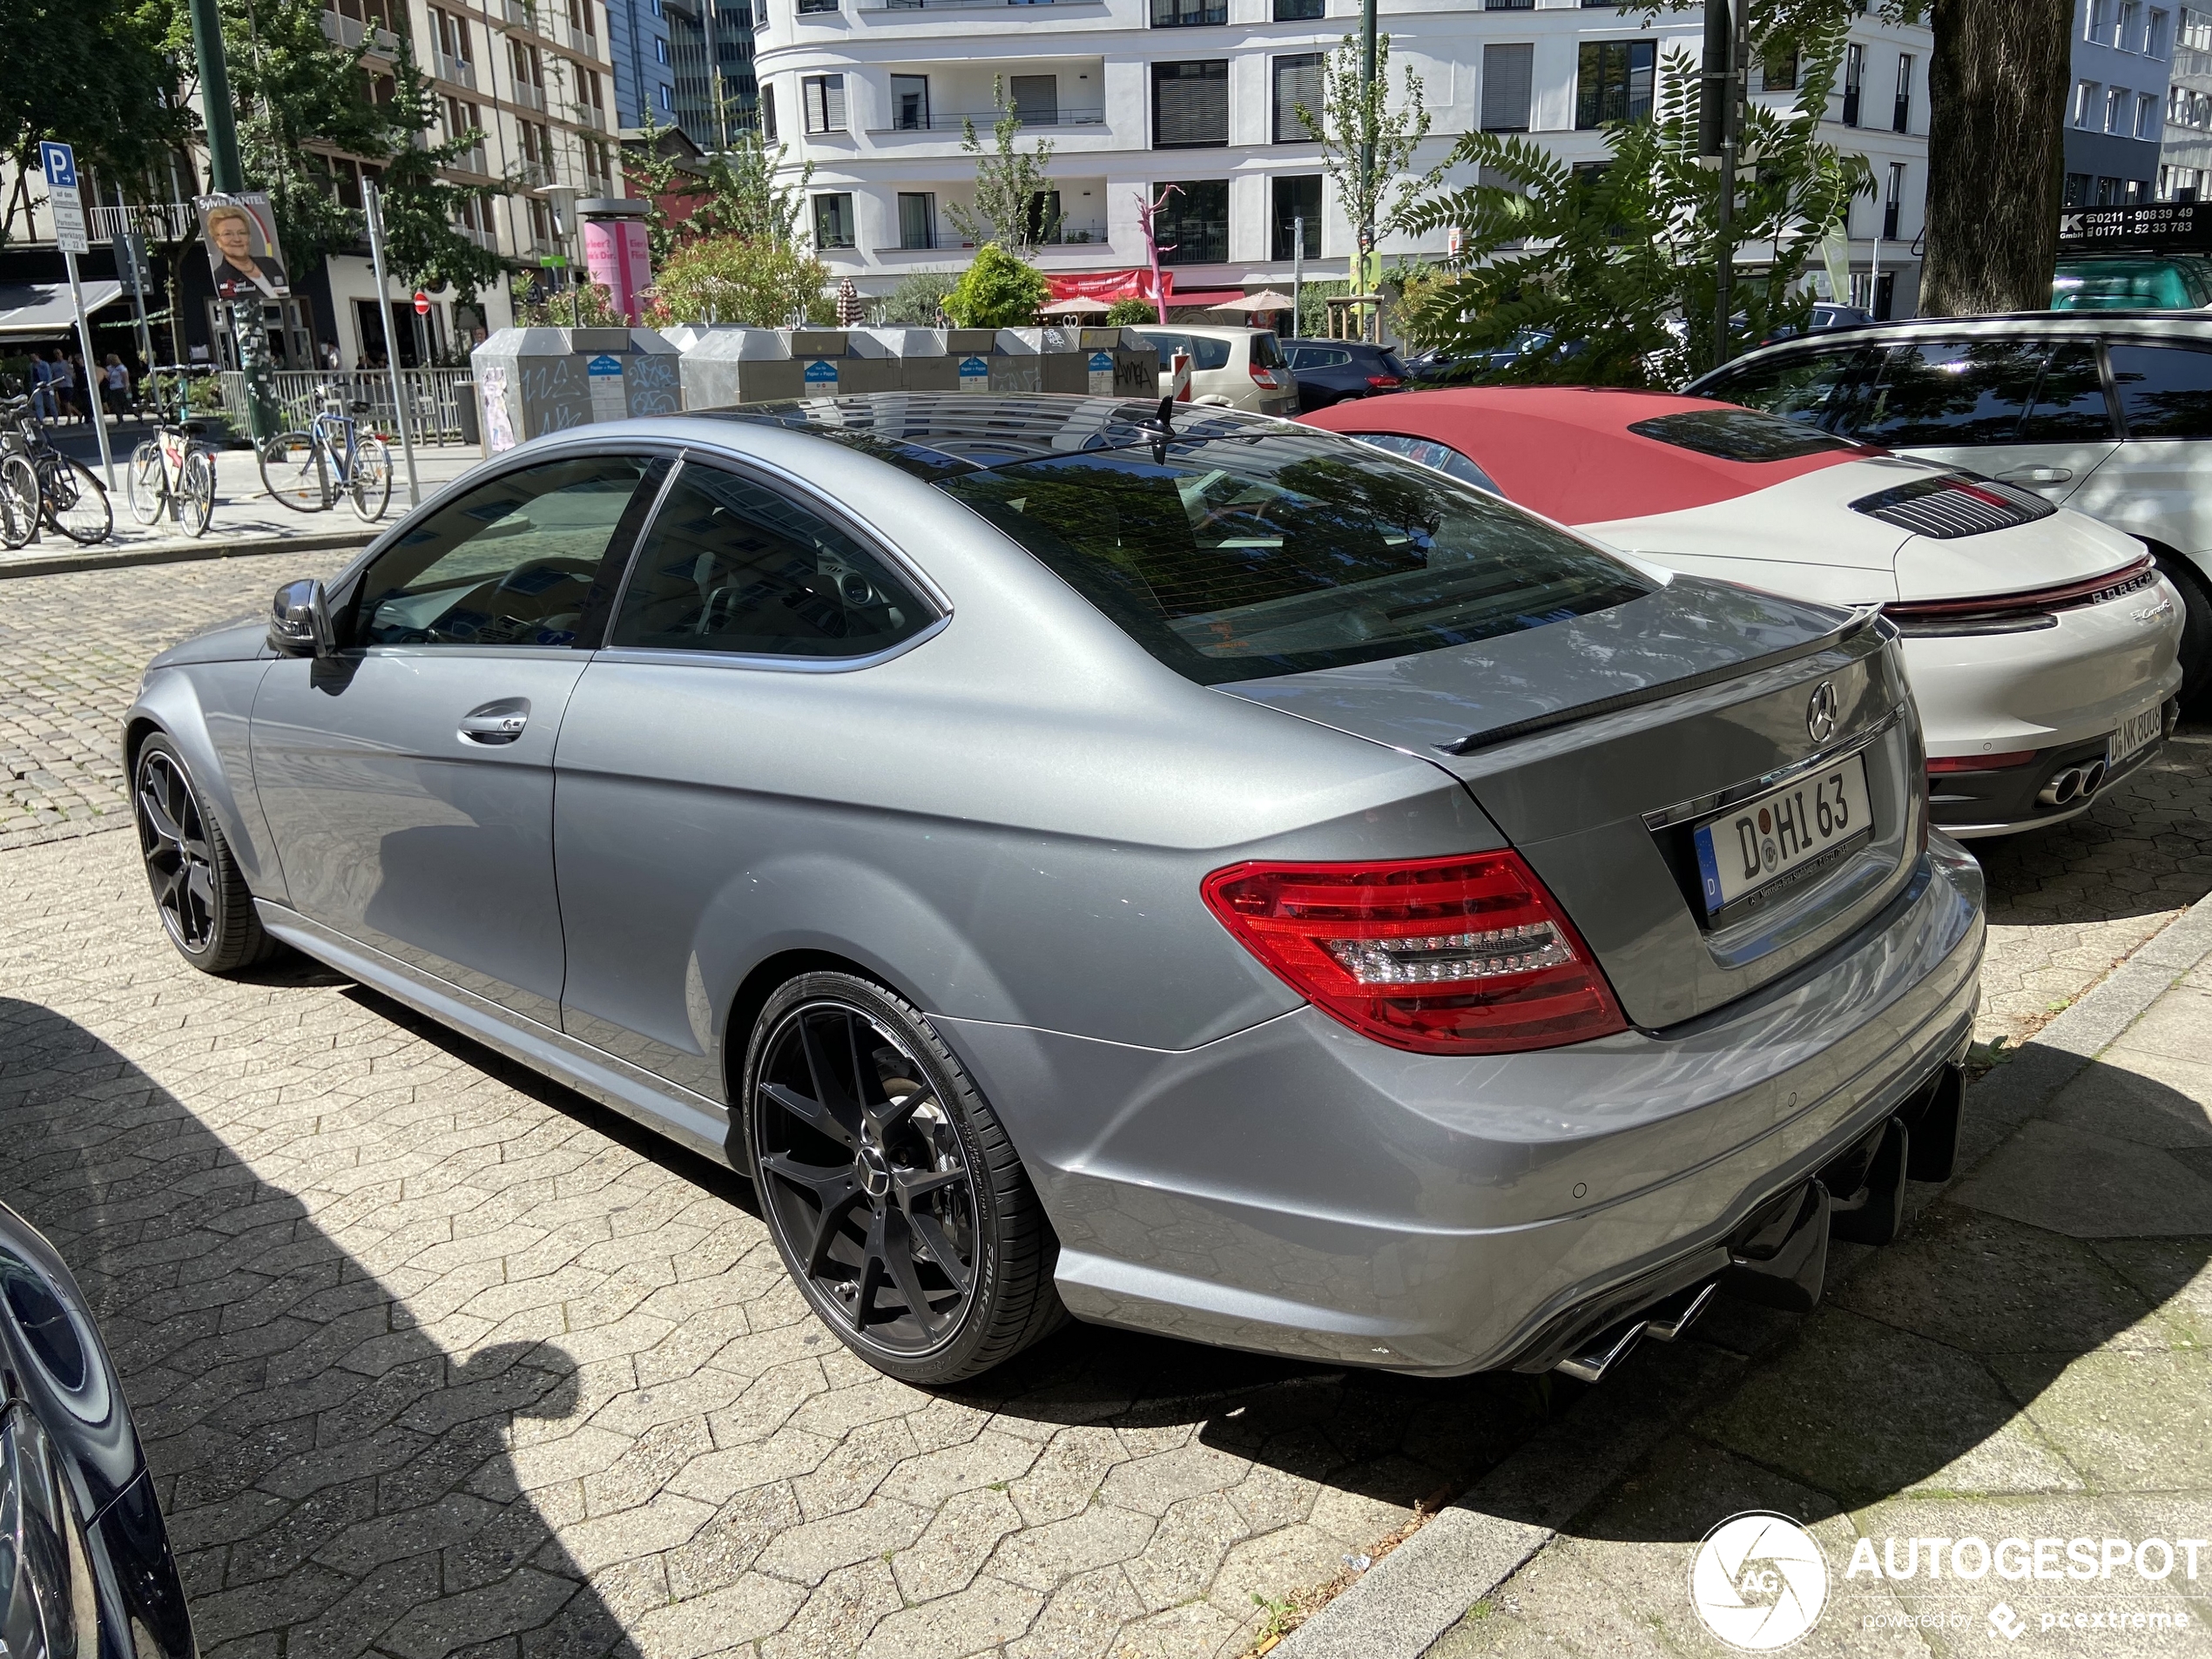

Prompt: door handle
xmin=1994 ymin=465 xmax=2073 ymax=484
xmin=458 ymin=698 xmax=530 ymax=745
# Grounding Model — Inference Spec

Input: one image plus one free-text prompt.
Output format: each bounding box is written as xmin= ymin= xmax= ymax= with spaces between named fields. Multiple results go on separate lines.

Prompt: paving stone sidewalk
xmin=1426 ymin=941 xmax=2212 ymax=1657
xmin=0 ymin=828 xmax=1563 ymax=1659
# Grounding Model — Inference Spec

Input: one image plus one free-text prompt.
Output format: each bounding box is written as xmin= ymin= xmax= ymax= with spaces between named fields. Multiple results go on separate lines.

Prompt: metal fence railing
xmin=216 ymin=368 xmax=476 ymax=444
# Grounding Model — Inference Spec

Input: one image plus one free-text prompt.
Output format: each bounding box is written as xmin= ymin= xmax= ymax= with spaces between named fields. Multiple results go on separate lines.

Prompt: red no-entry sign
xmin=413 ymin=291 xmax=430 ymax=315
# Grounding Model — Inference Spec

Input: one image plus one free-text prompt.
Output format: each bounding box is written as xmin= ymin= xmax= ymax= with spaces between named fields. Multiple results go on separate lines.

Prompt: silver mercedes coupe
xmin=125 ymin=395 xmax=1985 ymax=1386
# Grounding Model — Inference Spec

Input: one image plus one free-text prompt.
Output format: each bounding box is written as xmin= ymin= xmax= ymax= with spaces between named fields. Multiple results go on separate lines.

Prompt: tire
xmin=132 ymin=734 xmax=280 ymax=975
xmin=125 ymin=440 xmax=164 ymax=526
xmin=179 ymin=449 xmax=215 ymax=538
xmin=348 ymin=435 xmax=392 ymax=523
xmin=43 ymin=456 xmax=111 ymax=544
xmin=259 ymin=431 xmax=329 ymax=512
xmin=2156 ymin=552 xmax=2212 ymax=711
xmin=0 ymin=454 xmax=35 ymax=550
xmin=738 ymin=972 xmax=1067 ymax=1385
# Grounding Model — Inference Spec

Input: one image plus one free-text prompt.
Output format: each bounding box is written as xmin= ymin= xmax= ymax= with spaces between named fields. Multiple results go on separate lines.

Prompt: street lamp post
xmin=185 ymin=0 xmax=279 ymax=441
xmin=532 ymin=182 xmax=584 ymax=325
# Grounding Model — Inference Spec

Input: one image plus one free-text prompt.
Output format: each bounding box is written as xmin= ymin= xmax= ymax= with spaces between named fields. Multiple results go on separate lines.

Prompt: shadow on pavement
xmin=0 ymin=995 xmax=640 ymax=1659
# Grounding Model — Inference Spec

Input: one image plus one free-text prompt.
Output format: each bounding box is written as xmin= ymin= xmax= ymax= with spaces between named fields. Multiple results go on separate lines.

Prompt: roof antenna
xmin=1147 ymin=395 xmax=1175 ymax=465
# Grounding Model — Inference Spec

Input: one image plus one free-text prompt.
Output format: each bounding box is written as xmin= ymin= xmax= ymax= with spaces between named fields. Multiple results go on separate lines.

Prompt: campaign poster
xmin=198 ymin=192 xmax=291 ymax=300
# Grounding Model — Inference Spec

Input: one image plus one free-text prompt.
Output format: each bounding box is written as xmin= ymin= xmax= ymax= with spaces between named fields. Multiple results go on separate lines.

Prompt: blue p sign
xmin=38 ymin=142 xmax=76 ymax=188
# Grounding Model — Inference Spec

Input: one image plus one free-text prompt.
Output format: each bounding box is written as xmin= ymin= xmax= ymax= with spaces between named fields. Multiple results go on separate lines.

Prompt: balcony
xmin=576 ymin=102 xmax=609 ymax=129
xmin=87 ymin=201 xmax=199 ymax=240
xmin=514 ymin=80 xmax=549 ymax=111
xmin=503 ymin=0 xmax=538 ymax=28
xmin=866 ymin=0 xmax=1104 ymax=11
xmin=871 ymin=107 xmax=1105 ymax=133
xmin=873 ymin=222 xmax=1106 ymax=250
xmin=447 ymin=141 xmax=491 ymax=173
xmin=435 ymin=51 xmax=476 ymax=88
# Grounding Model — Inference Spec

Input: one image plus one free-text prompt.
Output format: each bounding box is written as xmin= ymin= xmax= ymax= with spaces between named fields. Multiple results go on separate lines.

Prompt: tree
xmin=1922 ymin=0 xmax=2071 ymax=314
xmin=1292 ymin=32 xmax=1434 ymax=296
xmin=0 ymin=0 xmax=178 ymax=246
xmin=947 ymin=80 xmax=1059 ymax=257
xmin=375 ymin=46 xmax=507 ymax=307
xmin=695 ymin=130 xmax=813 ymax=247
xmin=645 ymin=234 xmax=832 ymax=326
xmin=880 ymin=271 xmax=959 ymax=326
xmin=624 ymin=111 xmax=691 ymax=266
xmin=1103 ymin=297 xmax=1157 ymax=326
xmin=1401 ymin=29 xmax=1867 ymax=385
xmin=942 ymin=241 xmax=1048 ymax=327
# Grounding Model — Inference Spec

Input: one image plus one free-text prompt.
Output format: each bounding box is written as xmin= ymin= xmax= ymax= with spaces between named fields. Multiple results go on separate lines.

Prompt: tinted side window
xmin=1847 ymin=339 xmax=2045 ymax=446
xmin=2019 ymin=342 xmax=2114 ymax=441
xmin=354 ymin=454 xmax=656 ymax=648
xmin=2107 ymin=342 xmax=2212 ymax=440
xmin=1190 ymin=336 xmax=1231 ymax=370
xmin=1696 ymin=348 xmax=1866 ymax=430
xmin=1348 ymin=432 xmax=1503 ymax=494
xmin=610 ymin=463 xmax=933 ymax=658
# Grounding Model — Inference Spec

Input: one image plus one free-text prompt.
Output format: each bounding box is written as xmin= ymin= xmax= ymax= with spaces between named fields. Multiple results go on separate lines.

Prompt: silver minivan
xmin=1688 ymin=311 xmax=2212 ymax=703
xmin=1127 ymin=325 xmax=1298 ymax=416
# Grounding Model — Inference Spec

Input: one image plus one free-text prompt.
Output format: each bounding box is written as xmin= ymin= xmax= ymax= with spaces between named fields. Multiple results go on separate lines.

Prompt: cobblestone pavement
xmin=0 ymin=830 xmax=1551 ymax=1659
xmin=1 ymin=562 xmax=2209 ymax=1656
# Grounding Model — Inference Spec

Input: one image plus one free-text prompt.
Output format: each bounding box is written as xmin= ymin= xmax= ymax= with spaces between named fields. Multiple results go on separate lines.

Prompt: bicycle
xmin=258 ymin=388 xmax=392 ymax=523
xmin=125 ymin=372 xmax=217 ymax=538
xmin=0 ymin=394 xmax=113 ymax=549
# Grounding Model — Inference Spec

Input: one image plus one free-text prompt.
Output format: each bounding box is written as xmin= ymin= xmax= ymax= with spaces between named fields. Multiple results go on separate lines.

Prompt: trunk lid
xmin=1217 ymin=577 xmax=1925 ymax=1028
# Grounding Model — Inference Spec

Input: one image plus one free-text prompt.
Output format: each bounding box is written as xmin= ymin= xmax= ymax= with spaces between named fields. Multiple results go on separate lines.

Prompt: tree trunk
xmin=1921 ymin=0 xmax=2074 ymax=315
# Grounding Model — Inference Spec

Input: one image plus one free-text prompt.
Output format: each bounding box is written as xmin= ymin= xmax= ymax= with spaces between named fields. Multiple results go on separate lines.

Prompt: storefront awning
xmin=0 ymin=282 xmax=125 ymax=338
xmin=1165 ymin=288 xmax=1253 ymax=308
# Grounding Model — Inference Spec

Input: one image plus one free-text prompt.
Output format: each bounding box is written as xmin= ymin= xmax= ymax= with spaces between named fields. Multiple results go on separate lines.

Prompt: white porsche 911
xmin=1305 ymin=388 xmax=2185 ymax=837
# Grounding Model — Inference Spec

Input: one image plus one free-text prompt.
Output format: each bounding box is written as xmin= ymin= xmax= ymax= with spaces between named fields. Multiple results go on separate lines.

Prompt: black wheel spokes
xmin=756 ymin=1003 xmax=980 ymax=1353
xmin=137 ymin=755 xmax=215 ymax=950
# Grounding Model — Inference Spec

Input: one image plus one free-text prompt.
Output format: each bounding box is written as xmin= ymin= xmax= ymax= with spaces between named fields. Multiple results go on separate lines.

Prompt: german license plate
xmin=1693 ymin=753 xmax=1873 ymax=915
xmin=2108 ymin=701 xmax=2163 ymax=767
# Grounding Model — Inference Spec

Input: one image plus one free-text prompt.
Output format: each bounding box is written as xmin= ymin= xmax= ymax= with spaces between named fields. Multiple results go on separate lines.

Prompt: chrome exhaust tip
xmin=1554 ymin=1278 xmax=1720 ymax=1383
xmin=2038 ymin=767 xmax=2084 ymax=806
xmin=2080 ymin=759 xmax=2107 ymax=798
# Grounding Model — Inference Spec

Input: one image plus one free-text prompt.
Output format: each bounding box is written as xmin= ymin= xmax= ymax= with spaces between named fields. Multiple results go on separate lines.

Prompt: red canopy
xmin=1045 ymin=270 xmax=1170 ymax=303
xmin=1165 ymin=288 xmax=1252 ymax=308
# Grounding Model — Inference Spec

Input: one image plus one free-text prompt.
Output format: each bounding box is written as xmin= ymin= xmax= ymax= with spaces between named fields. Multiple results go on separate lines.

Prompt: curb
xmin=0 ymin=529 xmax=375 ymax=581
xmin=1279 ymin=887 xmax=2212 ymax=1659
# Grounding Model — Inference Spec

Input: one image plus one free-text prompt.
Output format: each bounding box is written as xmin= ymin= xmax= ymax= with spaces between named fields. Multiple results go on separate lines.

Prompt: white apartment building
xmin=752 ymin=0 xmax=1932 ymax=315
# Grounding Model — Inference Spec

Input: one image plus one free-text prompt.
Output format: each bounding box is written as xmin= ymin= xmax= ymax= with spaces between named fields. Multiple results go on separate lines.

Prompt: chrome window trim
xmin=592 ymin=612 xmax=954 ymax=675
xmin=1640 ymin=698 xmax=1908 ymax=831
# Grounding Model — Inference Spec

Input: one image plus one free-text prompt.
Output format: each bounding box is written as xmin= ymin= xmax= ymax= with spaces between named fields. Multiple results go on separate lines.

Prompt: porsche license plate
xmin=1693 ymin=754 xmax=1873 ymax=915
xmin=2108 ymin=702 xmax=2163 ymax=768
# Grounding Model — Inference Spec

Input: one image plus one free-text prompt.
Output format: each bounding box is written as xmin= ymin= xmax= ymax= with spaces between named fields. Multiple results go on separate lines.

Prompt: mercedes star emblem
xmin=1806 ymin=680 xmax=1839 ymax=745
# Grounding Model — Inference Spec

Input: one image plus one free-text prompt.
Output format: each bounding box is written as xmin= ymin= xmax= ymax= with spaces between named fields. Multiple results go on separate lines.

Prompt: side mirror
xmin=268 ymin=578 xmax=334 ymax=657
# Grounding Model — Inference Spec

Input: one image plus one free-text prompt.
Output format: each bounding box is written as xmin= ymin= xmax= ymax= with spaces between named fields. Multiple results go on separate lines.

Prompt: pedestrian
xmin=29 ymin=350 xmax=54 ymax=420
xmin=321 ymin=341 xmax=341 ymax=371
xmin=103 ymin=354 xmax=131 ymax=420
xmin=50 ymin=351 xmax=78 ymax=422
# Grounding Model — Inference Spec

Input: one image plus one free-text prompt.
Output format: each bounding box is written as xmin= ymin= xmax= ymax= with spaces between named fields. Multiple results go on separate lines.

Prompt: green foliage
xmin=645 ymin=235 xmax=832 ymax=327
xmin=947 ymin=80 xmax=1059 ymax=257
xmin=1295 ymin=33 xmax=1434 ymax=290
xmin=512 ymin=275 xmax=629 ymax=327
xmin=625 ymin=112 xmax=689 ymax=266
xmin=693 ymin=129 xmax=813 ymax=246
xmin=1400 ymin=20 xmax=1868 ymax=386
xmin=1294 ymin=280 xmax=1348 ymax=340
xmin=1103 ymin=297 xmax=1158 ymax=327
xmin=880 ymin=271 xmax=959 ymax=326
xmin=0 ymin=0 xmax=178 ymax=245
xmin=942 ymin=242 xmax=1048 ymax=328
xmin=375 ymin=45 xmax=505 ymax=305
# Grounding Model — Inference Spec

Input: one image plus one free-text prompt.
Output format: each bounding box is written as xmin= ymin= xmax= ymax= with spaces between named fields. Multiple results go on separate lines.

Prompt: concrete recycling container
xmin=469 ymin=326 xmax=682 ymax=455
xmin=673 ymin=327 xmax=906 ymax=409
xmin=993 ymin=327 xmax=1160 ymax=399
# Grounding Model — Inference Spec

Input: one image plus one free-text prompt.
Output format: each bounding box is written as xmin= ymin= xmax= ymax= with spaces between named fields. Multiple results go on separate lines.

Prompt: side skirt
xmin=255 ymin=900 xmax=736 ymax=1168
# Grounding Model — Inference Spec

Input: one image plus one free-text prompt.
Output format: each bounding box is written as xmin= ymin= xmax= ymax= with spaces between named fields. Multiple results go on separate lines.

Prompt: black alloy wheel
xmin=132 ymin=735 xmax=277 ymax=974
xmin=742 ymin=974 xmax=1065 ymax=1384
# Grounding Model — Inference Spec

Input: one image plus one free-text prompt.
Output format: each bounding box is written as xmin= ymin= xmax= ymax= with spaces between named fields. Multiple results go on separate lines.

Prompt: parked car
xmin=1406 ymin=327 xmax=1590 ymax=386
xmin=2051 ymin=252 xmax=2212 ymax=311
xmin=1305 ymin=387 xmax=2185 ymax=837
xmin=1278 ymin=338 xmax=1407 ymax=411
xmin=1758 ymin=302 xmax=1876 ymax=344
xmin=1 ymin=1199 xmax=196 ymax=1659
xmin=1684 ymin=311 xmax=2212 ymax=706
xmin=128 ymin=394 xmax=1983 ymax=1388
xmin=1124 ymin=326 xmax=1297 ymax=415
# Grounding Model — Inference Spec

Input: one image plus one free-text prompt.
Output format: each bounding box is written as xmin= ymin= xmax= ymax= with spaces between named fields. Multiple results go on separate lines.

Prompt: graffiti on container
xmin=627 ymin=354 xmax=681 ymax=415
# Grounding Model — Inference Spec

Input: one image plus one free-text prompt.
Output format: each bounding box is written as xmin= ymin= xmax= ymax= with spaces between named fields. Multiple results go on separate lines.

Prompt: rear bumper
xmin=934 ymin=838 xmax=1985 ymax=1375
xmin=1931 ymin=696 xmax=2180 ymax=837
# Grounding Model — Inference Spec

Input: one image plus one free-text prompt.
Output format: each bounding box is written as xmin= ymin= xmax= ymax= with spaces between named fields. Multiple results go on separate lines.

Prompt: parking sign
xmin=40 ymin=139 xmax=87 ymax=253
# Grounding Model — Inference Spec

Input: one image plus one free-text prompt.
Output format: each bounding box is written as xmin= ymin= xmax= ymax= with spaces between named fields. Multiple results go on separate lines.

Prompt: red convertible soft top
xmin=1301 ymin=387 xmax=1868 ymax=524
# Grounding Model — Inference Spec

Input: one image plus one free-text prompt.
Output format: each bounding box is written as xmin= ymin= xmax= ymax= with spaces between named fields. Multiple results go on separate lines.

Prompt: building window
xmin=804 ymin=73 xmax=846 ymax=132
xmin=654 ymin=37 xmax=669 ymax=62
xmin=2119 ymin=0 xmax=2141 ymax=46
xmin=798 ymin=0 xmax=837 ymax=14
xmin=1485 ymin=0 xmax=1534 ymax=9
xmin=2107 ymin=84 xmax=2131 ymax=132
xmin=1842 ymin=42 xmax=1863 ymax=125
xmin=1271 ymin=173 xmax=1321 ymax=259
xmin=1009 ymin=74 xmax=1060 ymax=125
xmin=1883 ymin=160 xmax=1905 ymax=239
xmin=1482 ymin=41 xmax=1534 ymax=132
xmin=813 ymin=192 xmax=854 ymax=248
xmin=1156 ymin=179 xmax=1229 ymax=263
xmin=2075 ymin=79 xmax=2099 ymax=125
xmin=1762 ymin=46 xmax=1798 ymax=91
xmin=1893 ymin=53 xmax=1912 ymax=131
xmin=897 ymin=192 xmax=936 ymax=248
xmin=2149 ymin=6 xmax=2171 ymax=52
xmin=1273 ymin=53 xmax=1323 ymax=143
xmin=892 ymin=73 xmax=930 ymax=130
xmin=2097 ymin=173 xmax=2123 ymax=204
xmin=1153 ymin=59 xmax=1229 ymax=147
xmin=762 ymin=84 xmax=778 ymax=140
xmin=2138 ymin=90 xmax=2161 ymax=136
xmin=1153 ymin=0 xmax=1227 ymax=24
xmin=1575 ymin=40 xmax=1655 ymax=128
xmin=1272 ymin=0 xmax=1323 ymax=17
xmin=2065 ymin=171 xmax=2092 ymax=206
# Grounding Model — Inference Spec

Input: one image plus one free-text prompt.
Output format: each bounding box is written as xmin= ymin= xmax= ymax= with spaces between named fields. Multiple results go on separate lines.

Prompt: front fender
xmin=125 ymin=660 xmax=281 ymax=900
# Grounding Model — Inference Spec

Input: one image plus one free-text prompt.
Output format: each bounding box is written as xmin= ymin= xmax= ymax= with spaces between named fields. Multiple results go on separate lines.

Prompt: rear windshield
xmin=1627 ymin=407 xmax=1858 ymax=461
xmin=934 ymin=430 xmax=1651 ymax=685
xmin=1134 ymin=330 xmax=1232 ymax=371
